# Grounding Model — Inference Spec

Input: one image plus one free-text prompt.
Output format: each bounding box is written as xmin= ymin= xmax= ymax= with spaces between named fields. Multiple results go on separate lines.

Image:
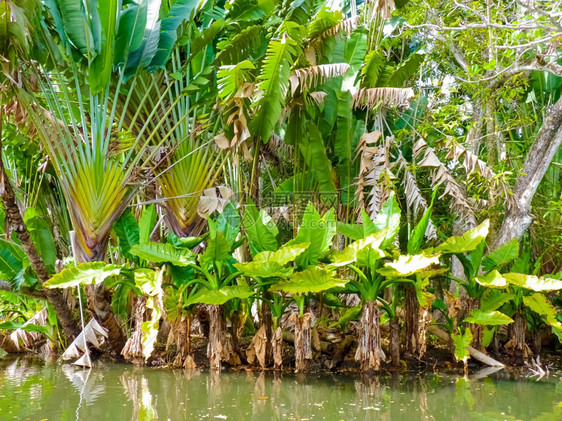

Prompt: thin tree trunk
xmin=0 ymin=125 xmax=79 ymax=339
xmin=404 ymin=285 xmax=419 ymax=356
xmin=389 ymin=317 xmax=400 ymax=368
xmin=0 ymin=280 xmax=46 ymax=299
xmin=355 ymin=301 xmax=381 ymax=372
xmin=492 ymin=95 xmax=562 ymax=250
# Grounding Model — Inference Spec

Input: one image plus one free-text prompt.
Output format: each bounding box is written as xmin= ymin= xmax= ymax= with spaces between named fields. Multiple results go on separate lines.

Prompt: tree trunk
xmin=355 ymin=301 xmax=381 ymax=372
xmin=272 ymin=326 xmax=283 ymax=370
xmin=122 ymin=296 xmax=147 ymax=366
xmin=465 ymin=298 xmax=483 ymax=351
xmin=84 ymin=284 xmax=127 ymax=355
xmin=511 ymin=311 xmax=528 ymax=366
xmin=389 ymin=317 xmax=400 ymax=368
xmin=404 ymin=285 xmax=417 ymax=355
xmin=0 ymin=134 xmax=79 ymax=340
xmin=291 ymin=312 xmax=313 ymax=373
xmin=70 ymin=232 xmax=127 ymax=356
xmin=171 ymin=315 xmax=195 ymax=370
xmin=492 ymin=95 xmax=562 ymax=250
xmin=207 ymin=304 xmax=234 ymax=371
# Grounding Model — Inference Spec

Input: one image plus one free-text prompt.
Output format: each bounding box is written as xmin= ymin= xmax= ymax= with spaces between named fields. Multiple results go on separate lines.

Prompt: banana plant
xmin=235 ymin=201 xmax=310 ymax=368
xmin=330 ymin=192 xmax=417 ymax=371
xmin=472 ymin=244 xmax=562 ymax=365
xmin=240 ymin=202 xmax=342 ymax=372
xmin=131 ymin=202 xmax=251 ymax=370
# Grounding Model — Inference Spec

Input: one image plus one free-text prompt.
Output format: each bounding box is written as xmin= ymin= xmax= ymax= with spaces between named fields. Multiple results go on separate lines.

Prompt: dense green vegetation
xmin=0 ymin=0 xmax=561 ymax=373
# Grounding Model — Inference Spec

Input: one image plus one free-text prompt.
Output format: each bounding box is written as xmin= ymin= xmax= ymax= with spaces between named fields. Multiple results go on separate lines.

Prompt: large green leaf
xmin=290 ymin=203 xmax=336 ymax=267
xmin=480 ymin=289 xmax=514 ymax=312
xmin=151 ymin=0 xmax=201 ymax=68
xmin=89 ymin=0 xmax=118 ymax=92
xmin=481 ymin=238 xmax=519 ymax=272
xmin=194 ymin=285 xmax=254 ymax=305
xmin=336 ymin=222 xmax=364 ymax=241
xmin=254 ymin=242 xmax=310 ymax=265
xmin=0 ymin=243 xmax=25 ymax=286
xmin=234 ymin=261 xmax=293 ymax=279
xmin=270 ymin=268 xmax=347 ymax=294
xmin=434 ymin=220 xmax=489 ymax=254
xmin=44 ymin=262 xmax=121 ymax=288
xmin=475 ymin=270 xmax=508 ymax=289
xmin=130 ymin=242 xmax=194 ymax=266
xmin=250 ymin=36 xmax=299 ymax=142
xmin=243 ymin=201 xmax=279 ymax=256
xmin=407 ymin=190 xmax=436 ymax=254
xmin=523 ymin=293 xmax=562 ymax=327
xmin=113 ymin=209 xmax=140 ymax=262
xmin=465 ymin=310 xmax=513 ymax=326
xmin=198 ymin=232 xmax=232 ymax=269
xmin=24 ymin=209 xmax=56 ymax=268
xmin=331 ymin=232 xmax=386 ymax=267
xmin=139 ymin=205 xmax=157 ymax=244
xmin=216 ymin=201 xmax=240 ymax=246
xmin=299 ymin=121 xmax=337 ymax=195
xmin=372 ymin=192 xmax=401 ymax=247
xmin=51 ymin=0 xmax=96 ymax=57
xmin=504 ymin=273 xmax=562 ymax=291
xmin=452 ymin=328 xmax=472 ymax=363
xmin=379 ymin=253 xmax=441 ymax=278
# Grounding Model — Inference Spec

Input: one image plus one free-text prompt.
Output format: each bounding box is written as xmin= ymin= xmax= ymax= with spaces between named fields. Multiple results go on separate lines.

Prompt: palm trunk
xmin=0 ymin=130 xmax=79 ymax=339
xmin=292 ymin=312 xmax=313 ymax=372
xmin=355 ymin=301 xmax=381 ymax=372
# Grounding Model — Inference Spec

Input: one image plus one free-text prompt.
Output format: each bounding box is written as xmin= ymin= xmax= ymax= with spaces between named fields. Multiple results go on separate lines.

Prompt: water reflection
xmin=0 ymin=357 xmax=561 ymax=421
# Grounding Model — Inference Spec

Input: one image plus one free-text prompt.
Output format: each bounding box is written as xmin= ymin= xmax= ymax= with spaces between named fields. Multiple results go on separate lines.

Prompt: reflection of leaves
xmin=455 ymin=377 xmax=475 ymax=411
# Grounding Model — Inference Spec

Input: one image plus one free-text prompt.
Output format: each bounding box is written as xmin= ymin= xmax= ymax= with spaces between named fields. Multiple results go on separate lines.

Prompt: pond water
xmin=0 ymin=356 xmax=561 ymax=421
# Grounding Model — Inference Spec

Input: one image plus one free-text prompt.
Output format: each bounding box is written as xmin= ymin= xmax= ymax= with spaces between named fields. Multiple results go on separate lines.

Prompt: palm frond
xmin=353 ymin=87 xmax=414 ymax=109
xmin=414 ymin=139 xmax=477 ymax=228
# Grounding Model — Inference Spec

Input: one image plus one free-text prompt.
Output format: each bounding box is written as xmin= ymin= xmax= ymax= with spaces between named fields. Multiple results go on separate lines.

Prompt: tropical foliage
xmin=0 ymin=0 xmax=561 ymax=373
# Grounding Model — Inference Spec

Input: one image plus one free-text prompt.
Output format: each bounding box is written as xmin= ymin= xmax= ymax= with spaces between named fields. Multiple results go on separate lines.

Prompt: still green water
xmin=0 ymin=356 xmax=561 ymax=421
